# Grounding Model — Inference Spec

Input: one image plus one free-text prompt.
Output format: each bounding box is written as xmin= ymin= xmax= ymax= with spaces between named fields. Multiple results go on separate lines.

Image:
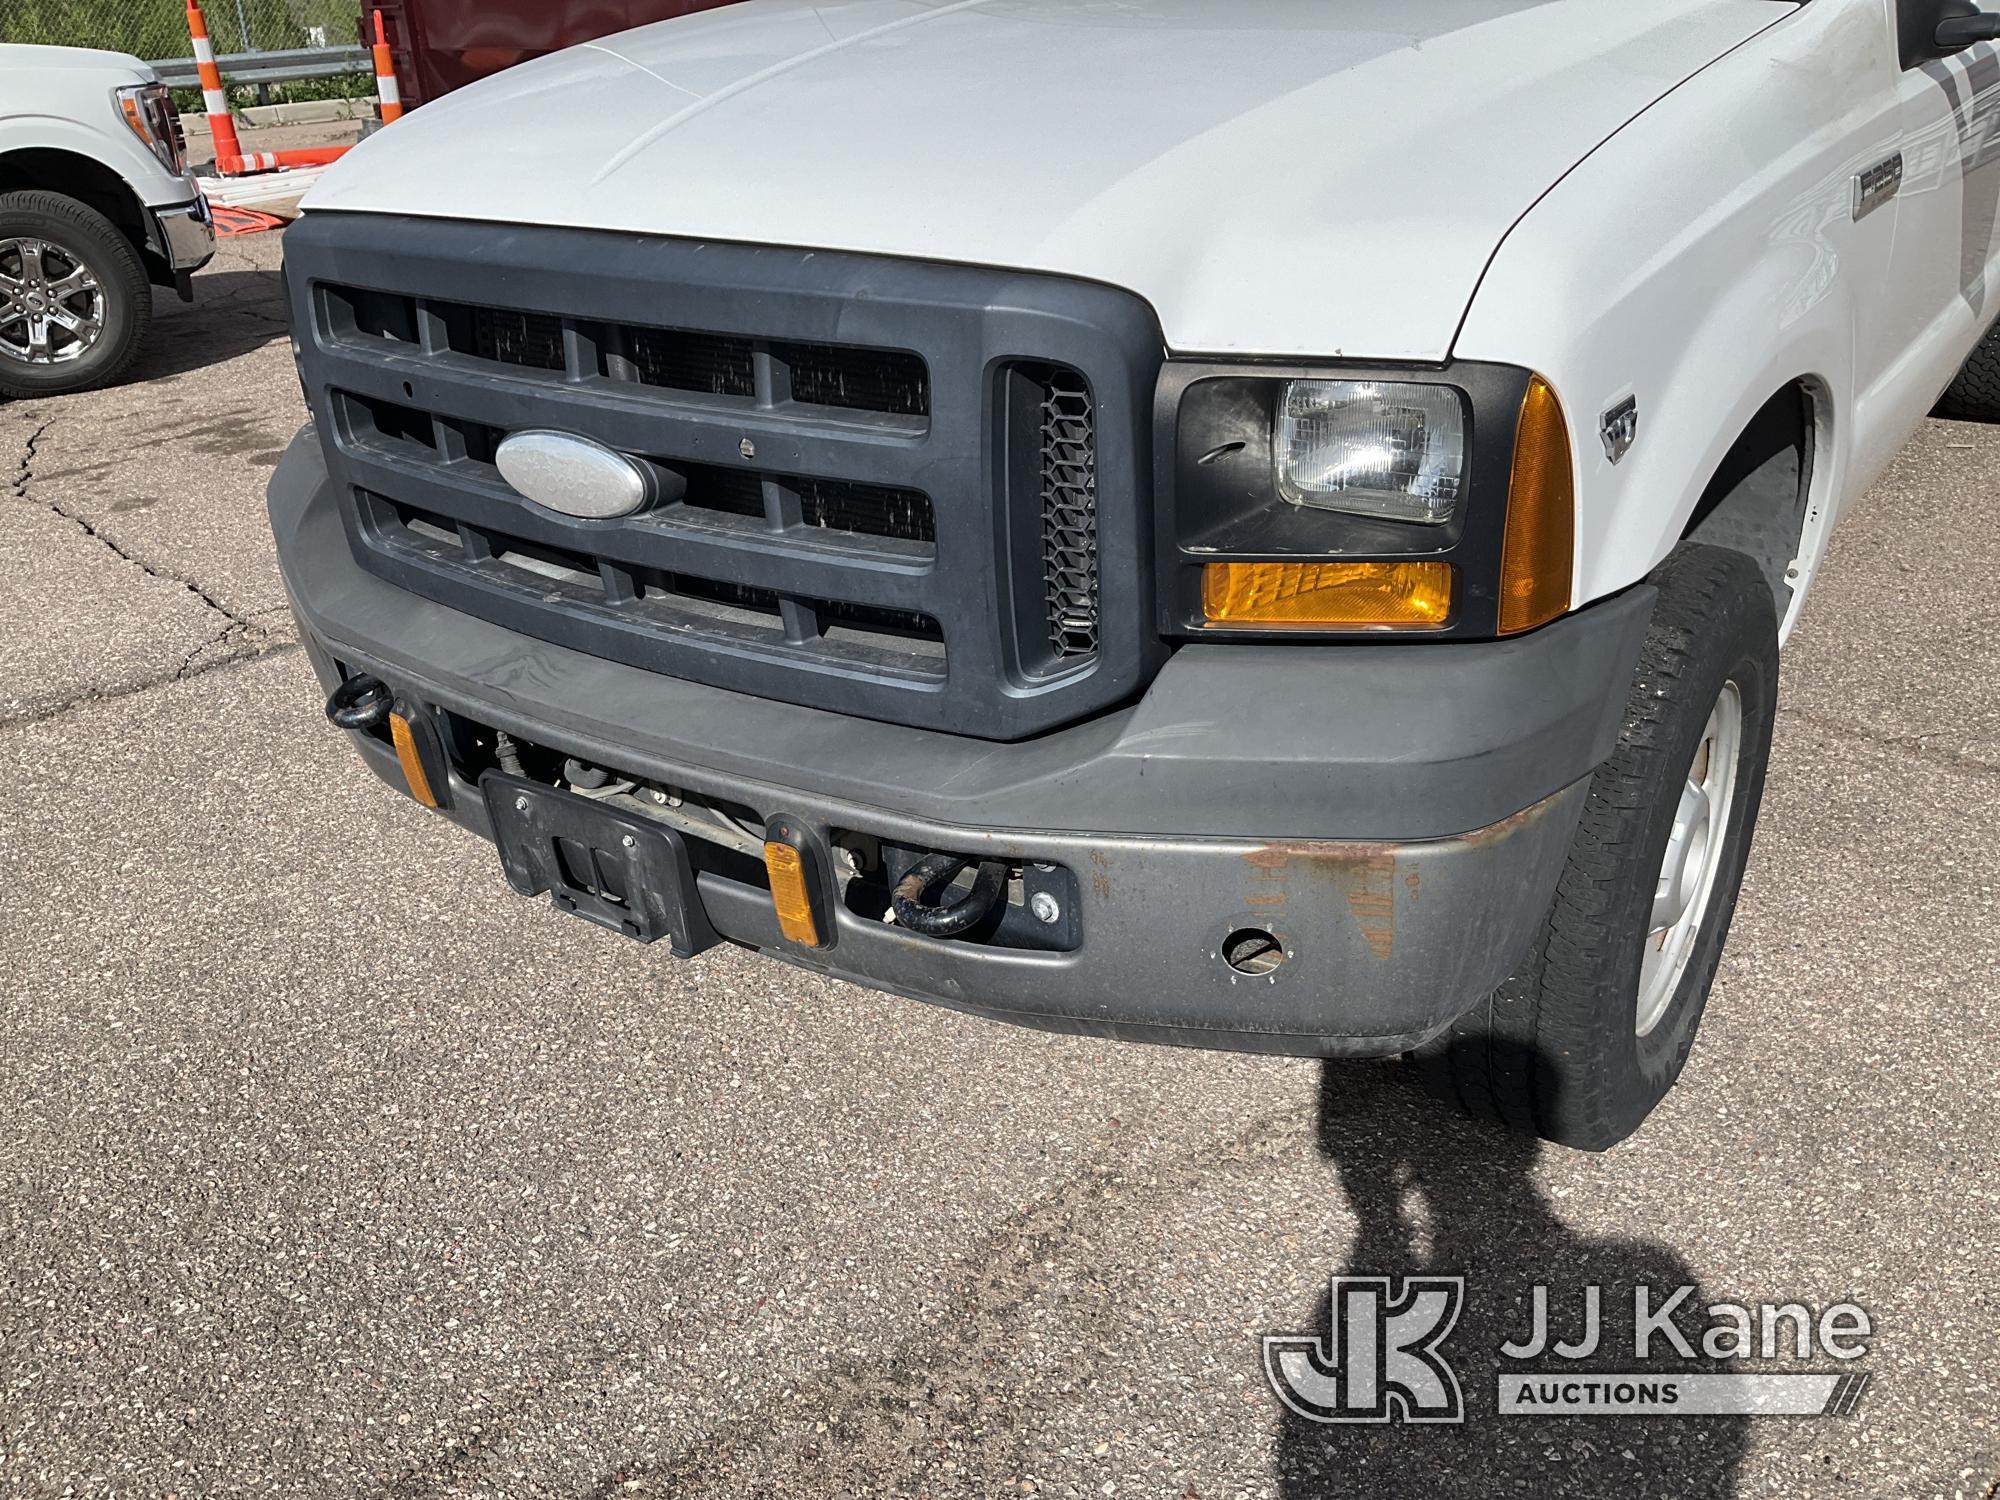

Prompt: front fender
xmin=1453 ymin=0 xmax=1889 ymax=622
xmin=0 ymin=111 xmax=193 ymax=209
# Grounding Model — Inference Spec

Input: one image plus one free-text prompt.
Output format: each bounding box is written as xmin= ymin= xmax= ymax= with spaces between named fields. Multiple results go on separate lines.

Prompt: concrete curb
xmin=182 ymin=96 xmax=377 ymax=134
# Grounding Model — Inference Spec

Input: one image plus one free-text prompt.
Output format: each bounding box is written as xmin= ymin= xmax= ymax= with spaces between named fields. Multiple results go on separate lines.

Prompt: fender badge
xmin=1853 ymin=152 xmax=1903 ymax=222
xmin=1600 ymin=396 xmax=1639 ymax=465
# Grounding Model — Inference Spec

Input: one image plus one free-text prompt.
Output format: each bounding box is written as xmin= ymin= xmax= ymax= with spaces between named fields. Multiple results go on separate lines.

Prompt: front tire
xmin=1415 ymin=544 xmax=1779 ymax=1150
xmin=0 ymin=190 xmax=151 ymax=400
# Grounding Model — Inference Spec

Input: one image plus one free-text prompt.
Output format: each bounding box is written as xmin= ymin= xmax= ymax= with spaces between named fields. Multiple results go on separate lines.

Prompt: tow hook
xmin=325 ymin=673 xmax=392 ymax=731
xmin=891 ymin=854 xmax=1009 ymax=938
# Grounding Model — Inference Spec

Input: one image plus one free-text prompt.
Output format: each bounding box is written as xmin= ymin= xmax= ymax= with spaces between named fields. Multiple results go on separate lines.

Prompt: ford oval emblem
xmin=495 ymin=430 xmax=653 ymax=520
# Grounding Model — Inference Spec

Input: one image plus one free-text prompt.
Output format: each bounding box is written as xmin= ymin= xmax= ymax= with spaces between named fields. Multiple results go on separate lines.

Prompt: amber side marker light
xmin=1498 ymin=374 xmax=1577 ymax=635
xmin=388 ymin=710 xmax=439 ymax=809
xmin=763 ymin=836 xmax=826 ymax=948
xmin=1201 ymin=560 xmax=1454 ymax=630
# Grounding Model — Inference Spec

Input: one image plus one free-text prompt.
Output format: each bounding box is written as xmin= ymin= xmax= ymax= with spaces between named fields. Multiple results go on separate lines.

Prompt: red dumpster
xmin=365 ymin=0 xmax=744 ymax=111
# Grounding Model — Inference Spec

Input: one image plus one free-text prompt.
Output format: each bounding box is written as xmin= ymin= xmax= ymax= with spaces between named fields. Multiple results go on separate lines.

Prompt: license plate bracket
xmin=480 ymin=772 xmax=720 ymax=957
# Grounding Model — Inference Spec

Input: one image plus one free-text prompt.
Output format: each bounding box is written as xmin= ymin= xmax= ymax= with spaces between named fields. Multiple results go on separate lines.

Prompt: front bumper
xmin=271 ymin=430 xmax=1655 ymax=1056
xmin=148 ymin=197 xmax=214 ymax=274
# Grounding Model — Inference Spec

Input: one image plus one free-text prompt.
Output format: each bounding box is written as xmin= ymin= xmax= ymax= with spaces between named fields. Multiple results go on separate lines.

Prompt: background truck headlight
xmin=1276 ymin=379 xmax=1465 ymax=524
xmin=113 ymin=82 xmax=186 ymax=177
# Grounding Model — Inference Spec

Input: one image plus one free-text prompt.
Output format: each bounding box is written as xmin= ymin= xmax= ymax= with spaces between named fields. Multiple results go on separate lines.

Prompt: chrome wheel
xmin=0 ymin=237 xmax=105 ymax=366
xmin=1637 ymin=680 xmax=1743 ymax=1037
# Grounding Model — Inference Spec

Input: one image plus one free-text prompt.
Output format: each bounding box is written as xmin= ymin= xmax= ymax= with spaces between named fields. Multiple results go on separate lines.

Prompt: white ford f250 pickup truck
xmin=0 ymin=43 xmax=216 ymax=397
xmin=269 ymin=0 xmax=2000 ymax=1148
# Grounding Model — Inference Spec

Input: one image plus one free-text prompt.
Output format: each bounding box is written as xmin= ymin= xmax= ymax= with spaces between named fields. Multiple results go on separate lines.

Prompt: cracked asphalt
xmin=2 ymin=230 xmax=1997 ymax=1499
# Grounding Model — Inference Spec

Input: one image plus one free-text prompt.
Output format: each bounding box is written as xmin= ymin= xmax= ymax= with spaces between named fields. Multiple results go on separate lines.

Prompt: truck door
xmin=1872 ymin=2 xmax=2000 ymax=469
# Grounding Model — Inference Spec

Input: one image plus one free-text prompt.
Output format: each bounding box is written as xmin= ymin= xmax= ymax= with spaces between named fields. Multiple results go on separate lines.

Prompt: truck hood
xmin=305 ymin=0 xmax=1783 ymax=360
xmin=0 ymin=43 xmax=153 ymax=82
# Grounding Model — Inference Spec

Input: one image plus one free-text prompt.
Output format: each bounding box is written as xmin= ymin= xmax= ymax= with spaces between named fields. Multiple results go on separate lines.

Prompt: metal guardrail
xmin=145 ymin=45 xmax=370 ymax=90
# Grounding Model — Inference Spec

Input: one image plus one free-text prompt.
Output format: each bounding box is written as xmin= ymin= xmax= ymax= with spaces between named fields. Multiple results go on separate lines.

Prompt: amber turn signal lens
xmin=1201 ymin=560 xmax=1453 ymax=629
xmin=388 ymin=710 xmax=439 ymax=808
xmin=763 ymin=840 xmax=824 ymax=948
xmin=1498 ymin=375 xmax=1576 ymax=635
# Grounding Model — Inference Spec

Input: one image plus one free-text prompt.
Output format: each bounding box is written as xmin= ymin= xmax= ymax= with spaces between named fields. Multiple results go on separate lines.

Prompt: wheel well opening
xmin=1680 ymin=382 xmax=1814 ymax=609
xmin=0 ymin=150 xmax=149 ymax=254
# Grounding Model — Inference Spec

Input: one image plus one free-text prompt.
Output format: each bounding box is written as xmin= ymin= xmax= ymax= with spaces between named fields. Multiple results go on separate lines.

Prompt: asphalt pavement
xmin=1 ymin=230 xmax=1996 ymax=1499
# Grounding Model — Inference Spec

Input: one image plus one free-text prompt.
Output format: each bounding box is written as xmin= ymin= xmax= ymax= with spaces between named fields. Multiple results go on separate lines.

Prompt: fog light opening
xmin=1221 ymin=927 xmax=1287 ymax=977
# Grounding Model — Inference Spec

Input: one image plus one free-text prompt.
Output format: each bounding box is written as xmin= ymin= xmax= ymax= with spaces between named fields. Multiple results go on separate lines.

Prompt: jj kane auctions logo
xmin=1265 ymin=1278 xmax=1873 ymax=1423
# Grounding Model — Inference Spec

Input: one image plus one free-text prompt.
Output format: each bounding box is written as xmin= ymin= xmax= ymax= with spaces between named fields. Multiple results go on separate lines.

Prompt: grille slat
xmin=337 ymin=392 xmax=934 ymax=552
xmin=366 ymin=494 xmax=944 ymax=680
xmin=327 ymin=287 xmax=929 ymax=423
xmin=346 ymin=455 xmax=932 ymax=616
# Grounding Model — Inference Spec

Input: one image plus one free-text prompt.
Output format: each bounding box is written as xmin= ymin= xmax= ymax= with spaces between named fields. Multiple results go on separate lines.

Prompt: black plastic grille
xmin=292 ymin=217 xmax=1160 ymax=739
xmin=1034 ymin=366 xmax=1099 ymax=659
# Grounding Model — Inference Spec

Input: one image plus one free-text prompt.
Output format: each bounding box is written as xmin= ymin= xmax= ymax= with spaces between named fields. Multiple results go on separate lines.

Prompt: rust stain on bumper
xmin=1087 ymin=848 xmax=1112 ymax=904
xmin=1236 ymin=789 xmax=1566 ymax=962
xmin=1240 ymin=841 xmax=1398 ymax=959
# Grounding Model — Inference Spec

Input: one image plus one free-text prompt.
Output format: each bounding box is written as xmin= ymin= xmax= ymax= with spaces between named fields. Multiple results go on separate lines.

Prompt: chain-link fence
xmin=0 ymin=0 xmax=359 ymax=63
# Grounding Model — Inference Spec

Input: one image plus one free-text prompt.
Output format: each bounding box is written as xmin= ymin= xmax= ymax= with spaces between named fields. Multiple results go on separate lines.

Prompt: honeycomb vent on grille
xmin=1034 ymin=365 xmax=1099 ymax=660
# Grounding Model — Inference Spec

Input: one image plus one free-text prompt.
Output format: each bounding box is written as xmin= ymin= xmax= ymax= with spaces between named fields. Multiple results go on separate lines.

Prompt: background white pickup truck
xmin=0 ymin=42 xmax=216 ymax=397
xmin=273 ymin=0 xmax=2000 ymax=1148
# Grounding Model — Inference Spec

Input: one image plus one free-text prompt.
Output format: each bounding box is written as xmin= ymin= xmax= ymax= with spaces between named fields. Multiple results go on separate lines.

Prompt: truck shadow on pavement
xmin=127 ymin=271 xmax=292 ymax=384
xmin=1271 ymin=1047 xmax=1748 ymax=1497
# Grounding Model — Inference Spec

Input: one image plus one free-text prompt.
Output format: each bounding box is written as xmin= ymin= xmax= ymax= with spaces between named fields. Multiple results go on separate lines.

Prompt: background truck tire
xmin=1413 ymin=543 xmax=1779 ymax=1150
xmin=0 ymin=190 xmax=151 ymax=400
xmin=1935 ymin=318 xmax=2000 ymax=421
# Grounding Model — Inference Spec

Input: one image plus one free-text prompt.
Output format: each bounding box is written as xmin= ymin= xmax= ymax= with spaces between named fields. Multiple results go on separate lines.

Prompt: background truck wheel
xmin=0 ymin=190 xmax=151 ymax=400
xmin=1413 ymin=543 xmax=1779 ymax=1150
xmin=1935 ymin=318 xmax=2000 ymax=421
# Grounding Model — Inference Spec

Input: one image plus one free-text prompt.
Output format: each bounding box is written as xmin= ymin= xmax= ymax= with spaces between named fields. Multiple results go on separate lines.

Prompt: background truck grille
xmin=287 ymin=214 xmax=1162 ymax=739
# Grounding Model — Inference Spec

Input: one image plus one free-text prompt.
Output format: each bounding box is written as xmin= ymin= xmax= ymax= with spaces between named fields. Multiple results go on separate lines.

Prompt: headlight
xmin=1276 ymin=379 xmax=1465 ymax=525
xmin=1162 ymin=361 xmax=1573 ymax=641
xmin=114 ymin=83 xmax=186 ymax=177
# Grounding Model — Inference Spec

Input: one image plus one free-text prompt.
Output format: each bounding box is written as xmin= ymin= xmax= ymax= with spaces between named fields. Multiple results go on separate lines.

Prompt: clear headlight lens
xmin=1276 ymin=380 xmax=1466 ymax=525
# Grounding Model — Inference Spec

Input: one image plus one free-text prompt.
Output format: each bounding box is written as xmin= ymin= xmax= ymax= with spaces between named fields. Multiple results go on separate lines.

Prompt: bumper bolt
xmin=1030 ymin=891 xmax=1062 ymax=925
